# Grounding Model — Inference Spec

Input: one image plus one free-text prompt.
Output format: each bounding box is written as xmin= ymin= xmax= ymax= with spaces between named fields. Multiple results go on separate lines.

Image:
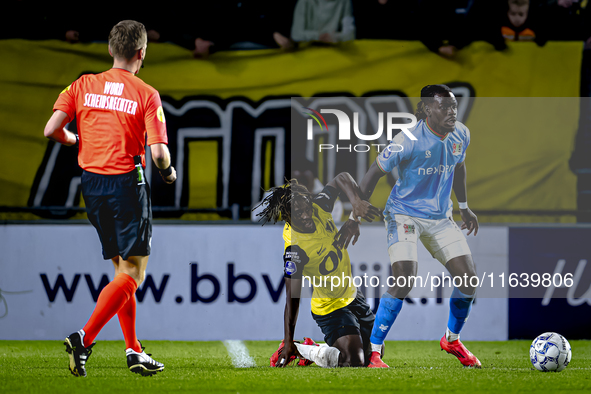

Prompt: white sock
xmin=446 ymin=327 xmax=460 ymax=342
xmin=295 ymin=343 xmax=328 ymax=359
xmin=371 ymin=343 xmax=382 ymax=353
xmin=295 ymin=343 xmax=340 ymax=368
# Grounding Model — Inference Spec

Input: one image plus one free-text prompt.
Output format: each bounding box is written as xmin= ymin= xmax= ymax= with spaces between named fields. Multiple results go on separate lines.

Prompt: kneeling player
xmin=257 ymin=173 xmax=382 ymax=368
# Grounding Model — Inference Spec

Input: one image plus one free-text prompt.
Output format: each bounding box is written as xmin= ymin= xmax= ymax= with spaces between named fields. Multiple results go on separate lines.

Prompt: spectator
xmin=500 ymin=0 xmax=547 ymax=45
xmin=42 ymin=5 xmax=162 ymax=44
xmin=417 ymin=0 xmax=476 ymax=59
xmin=471 ymin=0 xmax=549 ymax=51
xmin=166 ymin=1 xmax=297 ymax=58
xmin=291 ymin=0 xmax=356 ymax=44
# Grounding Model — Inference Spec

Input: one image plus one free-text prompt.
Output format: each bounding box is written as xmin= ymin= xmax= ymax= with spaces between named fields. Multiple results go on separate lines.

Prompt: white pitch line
xmin=223 ymin=340 xmax=256 ymax=368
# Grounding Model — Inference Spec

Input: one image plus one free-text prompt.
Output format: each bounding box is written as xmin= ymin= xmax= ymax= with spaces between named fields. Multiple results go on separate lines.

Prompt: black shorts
xmin=312 ymin=289 xmax=375 ymax=349
xmin=81 ymin=169 xmax=152 ymax=261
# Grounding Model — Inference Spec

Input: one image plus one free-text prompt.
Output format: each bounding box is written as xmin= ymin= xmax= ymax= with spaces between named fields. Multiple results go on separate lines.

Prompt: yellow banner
xmin=0 ymin=39 xmax=583 ymax=222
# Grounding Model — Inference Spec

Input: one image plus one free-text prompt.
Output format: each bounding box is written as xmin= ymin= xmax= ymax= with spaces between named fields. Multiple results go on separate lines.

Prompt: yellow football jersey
xmin=283 ymin=203 xmax=357 ymax=316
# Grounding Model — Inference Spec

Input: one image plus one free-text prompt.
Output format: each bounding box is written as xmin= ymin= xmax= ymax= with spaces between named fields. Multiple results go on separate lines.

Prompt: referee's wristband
xmin=458 ymin=201 xmax=469 ymax=210
xmin=159 ymin=165 xmax=173 ymax=177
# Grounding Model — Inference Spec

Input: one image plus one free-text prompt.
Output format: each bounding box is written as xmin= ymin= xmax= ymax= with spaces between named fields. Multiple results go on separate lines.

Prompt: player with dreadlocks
xmin=338 ymin=84 xmax=481 ymax=368
xmin=258 ymin=173 xmax=383 ymax=368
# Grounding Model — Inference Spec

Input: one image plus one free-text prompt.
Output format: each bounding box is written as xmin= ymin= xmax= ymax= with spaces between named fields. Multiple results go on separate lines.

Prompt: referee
xmin=44 ymin=20 xmax=176 ymax=377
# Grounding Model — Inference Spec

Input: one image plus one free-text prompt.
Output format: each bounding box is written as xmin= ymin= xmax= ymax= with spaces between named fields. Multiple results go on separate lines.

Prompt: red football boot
xmin=367 ymin=351 xmax=389 ymax=368
xmin=270 ymin=340 xmax=297 ymax=367
xmin=297 ymin=337 xmax=319 ymax=366
xmin=440 ymin=336 xmax=481 ymax=368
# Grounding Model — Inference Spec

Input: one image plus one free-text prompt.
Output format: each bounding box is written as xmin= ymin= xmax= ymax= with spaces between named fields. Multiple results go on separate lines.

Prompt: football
xmin=530 ymin=332 xmax=572 ymax=372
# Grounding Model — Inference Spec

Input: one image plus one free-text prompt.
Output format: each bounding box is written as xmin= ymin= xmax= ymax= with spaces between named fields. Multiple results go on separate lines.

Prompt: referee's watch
xmin=159 ymin=165 xmax=173 ymax=177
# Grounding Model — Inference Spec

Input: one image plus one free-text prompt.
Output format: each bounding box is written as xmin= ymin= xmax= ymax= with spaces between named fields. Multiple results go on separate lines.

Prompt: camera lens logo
xmin=303 ymin=107 xmax=328 ymax=132
xmin=304 ymin=107 xmax=417 ymax=153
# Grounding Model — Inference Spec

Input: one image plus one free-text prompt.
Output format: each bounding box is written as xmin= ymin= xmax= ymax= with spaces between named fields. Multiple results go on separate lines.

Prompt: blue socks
xmin=370 ymin=294 xmax=404 ymax=346
xmin=369 ymin=287 xmax=474 ymax=346
xmin=447 ymin=287 xmax=475 ymax=336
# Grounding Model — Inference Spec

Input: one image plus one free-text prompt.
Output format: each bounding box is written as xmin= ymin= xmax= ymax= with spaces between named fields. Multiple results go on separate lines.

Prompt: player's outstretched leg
xmin=298 ymin=337 xmax=319 ymax=366
xmin=440 ymin=286 xmax=480 ymax=368
xmin=64 ymin=330 xmax=95 ymax=377
xmin=126 ymin=342 xmax=164 ymax=376
xmin=368 ymin=258 xmax=417 ymax=368
xmin=295 ymin=342 xmax=340 ymax=368
xmin=271 ymin=340 xmax=339 ymax=368
xmin=440 ymin=256 xmax=481 ymax=368
xmin=294 ymin=334 xmax=364 ymax=368
xmin=368 ymin=293 xmax=403 ymax=368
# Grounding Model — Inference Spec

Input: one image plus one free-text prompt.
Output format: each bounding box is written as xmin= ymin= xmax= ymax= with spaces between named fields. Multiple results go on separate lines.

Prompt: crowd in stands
xmin=2 ymin=0 xmax=590 ymax=216
xmin=2 ymin=0 xmax=589 ymax=58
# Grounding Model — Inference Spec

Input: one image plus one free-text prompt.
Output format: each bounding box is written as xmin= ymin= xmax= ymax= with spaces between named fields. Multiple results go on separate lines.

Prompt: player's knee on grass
xmin=333 ymin=334 xmax=365 ymax=367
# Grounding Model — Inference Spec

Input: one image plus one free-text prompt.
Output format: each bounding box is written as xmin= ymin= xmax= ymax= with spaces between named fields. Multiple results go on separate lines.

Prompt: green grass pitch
xmin=1 ymin=340 xmax=590 ymax=393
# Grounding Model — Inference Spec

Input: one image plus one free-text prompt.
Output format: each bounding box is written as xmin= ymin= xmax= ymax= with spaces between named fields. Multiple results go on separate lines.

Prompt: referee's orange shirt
xmin=53 ymin=68 xmax=168 ymax=175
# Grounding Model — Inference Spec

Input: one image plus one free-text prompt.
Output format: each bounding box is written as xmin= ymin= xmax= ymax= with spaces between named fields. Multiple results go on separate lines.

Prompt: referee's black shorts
xmin=312 ymin=289 xmax=375 ymax=349
xmin=81 ymin=169 xmax=152 ymax=261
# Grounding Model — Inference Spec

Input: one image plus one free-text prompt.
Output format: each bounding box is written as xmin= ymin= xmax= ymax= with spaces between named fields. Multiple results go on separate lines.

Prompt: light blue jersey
xmin=376 ymin=119 xmax=470 ymax=220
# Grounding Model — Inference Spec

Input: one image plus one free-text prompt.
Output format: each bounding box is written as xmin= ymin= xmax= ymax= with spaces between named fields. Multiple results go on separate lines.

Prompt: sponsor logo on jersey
xmin=452 ymin=142 xmax=463 ymax=156
xmin=426 ymin=150 xmax=431 ymax=158
xmin=403 ymin=224 xmax=415 ymax=234
xmin=379 ymin=324 xmax=389 ymax=332
xmin=418 ymin=164 xmax=455 ymax=176
xmin=285 ymin=249 xmax=304 ymax=265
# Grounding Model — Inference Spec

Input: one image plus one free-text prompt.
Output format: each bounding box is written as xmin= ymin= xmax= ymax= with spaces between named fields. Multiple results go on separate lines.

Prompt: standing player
xmin=43 ymin=20 xmax=176 ymax=377
xmin=344 ymin=85 xmax=481 ymax=368
xmin=257 ymin=173 xmax=382 ymax=368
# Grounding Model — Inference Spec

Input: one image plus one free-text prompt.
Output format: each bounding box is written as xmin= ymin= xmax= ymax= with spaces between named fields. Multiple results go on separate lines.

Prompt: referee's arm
xmin=150 ymin=143 xmax=176 ymax=184
xmin=44 ymin=110 xmax=77 ymax=146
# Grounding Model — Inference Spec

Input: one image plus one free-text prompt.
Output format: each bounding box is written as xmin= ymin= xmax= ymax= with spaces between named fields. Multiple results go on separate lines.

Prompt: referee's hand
xmin=160 ymin=166 xmax=177 ymax=184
